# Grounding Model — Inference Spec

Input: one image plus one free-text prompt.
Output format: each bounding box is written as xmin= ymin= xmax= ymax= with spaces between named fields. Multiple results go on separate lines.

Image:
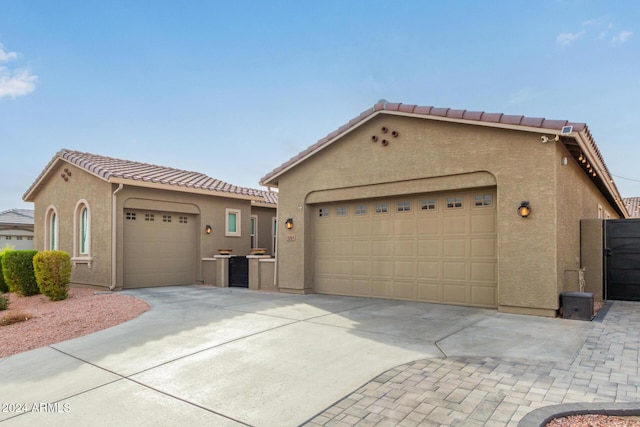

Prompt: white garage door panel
xmin=313 ymin=190 xmax=497 ymax=308
xmin=124 ymin=210 xmax=197 ymax=288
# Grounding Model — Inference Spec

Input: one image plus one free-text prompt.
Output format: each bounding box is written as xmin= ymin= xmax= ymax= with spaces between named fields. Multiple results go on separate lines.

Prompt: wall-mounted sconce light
xmin=285 ymin=218 xmax=294 ymax=230
xmin=517 ymin=201 xmax=531 ymax=218
xmin=205 ymin=225 xmax=212 ymax=234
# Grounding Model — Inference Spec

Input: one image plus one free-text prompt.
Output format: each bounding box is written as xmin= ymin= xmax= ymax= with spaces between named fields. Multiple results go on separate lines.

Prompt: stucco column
xmin=247 ymin=255 xmax=272 ymax=290
xmin=214 ymin=255 xmax=231 ymax=287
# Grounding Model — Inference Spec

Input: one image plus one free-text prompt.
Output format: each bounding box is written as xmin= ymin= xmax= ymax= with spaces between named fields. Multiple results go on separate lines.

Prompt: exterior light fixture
xmin=285 ymin=218 xmax=294 ymax=230
xmin=517 ymin=201 xmax=531 ymax=218
xmin=205 ymin=225 xmax=212 ymax=234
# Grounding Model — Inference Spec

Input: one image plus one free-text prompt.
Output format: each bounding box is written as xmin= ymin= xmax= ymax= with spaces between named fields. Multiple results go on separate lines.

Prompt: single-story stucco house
xmin=0 ymin=209 xmax=34 ymax=250
xmin=260 ymin=100 xmax=628 ymax=317
xmin=23 ymin=150 xmax=277 ymax=290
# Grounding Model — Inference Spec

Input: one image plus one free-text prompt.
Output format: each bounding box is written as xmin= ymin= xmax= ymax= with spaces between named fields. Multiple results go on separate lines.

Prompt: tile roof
xmin=624 ymin=197 xmax=640 ymax=218
xmin=260 ymin=100 xmax=592 ymax=184
xmin=24 ymin=150 xmax=277 ymax=206
xmin=0 ymin=209 xmax=34 ymax=225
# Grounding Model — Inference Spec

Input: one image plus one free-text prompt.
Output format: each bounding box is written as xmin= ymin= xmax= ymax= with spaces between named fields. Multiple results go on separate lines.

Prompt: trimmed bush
xmin=2 ymin=250 xmax=39 ymax=296
xmin=0 ymin=252 xmax=8 ymax=293
xmin=33 ymin=251 xmax=72 ymax=301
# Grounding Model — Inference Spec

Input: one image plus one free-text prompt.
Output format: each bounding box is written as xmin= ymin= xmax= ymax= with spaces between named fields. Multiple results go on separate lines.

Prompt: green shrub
xmin=0 ymin=252 xmax=8 ymax=293
xmin=0 ymin=294 xmax=8 ymax=311
xmin=2 ymin=250 xmax=39 ymax=296
xmin=33 ymin=251 xmax=72 ymax=301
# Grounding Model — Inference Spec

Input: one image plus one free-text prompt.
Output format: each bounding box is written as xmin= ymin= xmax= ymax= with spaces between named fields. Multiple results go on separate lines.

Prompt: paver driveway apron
xmin=0 ymin=285 xmax=590 ymax=426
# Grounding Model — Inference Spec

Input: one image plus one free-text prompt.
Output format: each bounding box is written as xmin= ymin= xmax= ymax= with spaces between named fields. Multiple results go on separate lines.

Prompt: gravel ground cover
xmin=0 ymin=287 xmax=149 ymax=358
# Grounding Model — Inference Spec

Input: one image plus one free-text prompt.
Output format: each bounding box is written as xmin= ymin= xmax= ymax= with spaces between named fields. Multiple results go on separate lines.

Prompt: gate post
xmin=580 ymin=219 xmax=604 ymax=301
xmin=247 ymin=255 xmax=272 ymax=290
xmin=214 ymin=255 xmax=231 ymax=287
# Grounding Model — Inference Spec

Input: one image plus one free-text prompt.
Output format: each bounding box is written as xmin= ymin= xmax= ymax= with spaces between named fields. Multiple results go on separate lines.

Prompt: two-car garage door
xmin=123 ymin=209 xmax=197 ymax=288
xmin=313 ymin=189 xmax=497 ymax=308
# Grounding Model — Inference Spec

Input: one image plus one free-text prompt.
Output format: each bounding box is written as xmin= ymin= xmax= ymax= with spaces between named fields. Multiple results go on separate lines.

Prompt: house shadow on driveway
xmin=0 ymin=285 xmax=592 ymax=427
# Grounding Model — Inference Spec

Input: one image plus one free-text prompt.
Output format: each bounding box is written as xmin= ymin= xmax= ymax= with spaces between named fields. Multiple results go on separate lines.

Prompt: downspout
xmin=110 ymin=184 xmax=124 ymax=290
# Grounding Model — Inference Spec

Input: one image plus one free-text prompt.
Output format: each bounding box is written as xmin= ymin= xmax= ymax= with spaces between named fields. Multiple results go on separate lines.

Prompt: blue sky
xmin=1 ymin=1 xmax=639 ymax=213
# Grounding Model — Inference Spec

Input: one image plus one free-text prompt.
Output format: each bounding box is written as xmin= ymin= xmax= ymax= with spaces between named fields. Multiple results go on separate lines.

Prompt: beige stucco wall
xmin=580 ymin=219 xmax=604 ymax=300
xmin=554 ymin=142 xmax=619 ymax=300
xmin=30 ymin=162 xmax=113 ymax=287
xmin=114 ymin=185 xmax=254 ymax=288
xmin=271 ymin=113 xmax=609 ymax=315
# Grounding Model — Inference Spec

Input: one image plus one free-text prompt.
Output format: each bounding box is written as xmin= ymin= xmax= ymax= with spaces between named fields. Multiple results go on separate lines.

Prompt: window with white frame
xmin=226 ymin=208 xmax=241 ymax=237
xmin=45 ymin=206 xmax=58 ymax=250
xmin=355 ymin=204 xmax=367 ymax=215
xmin=318 ymin=208 xmax=329 ymax=217
xmin=272 ymin=217 xmax=277 ymax=255
xmin=336 ymin=207 xmax=347 ymax=217
xmin=375 ymin=202 xmax=388 ymax=214
xmin=73 ymin=200 xmax=93 ymax=266
xmin=421 ymin=199 xmax=436 ymax=211
xmin=474 ymin=194 xmax=492 ymax=207
xmin=397 ymin=201 xmax=411 ymax=212
xmin=77 ymin=202 xmax=90 ymax=255
xmin=250 ymin=215 xmax=258 ymax=248
xmin=446 ymin=197 xmax=463 ymax=209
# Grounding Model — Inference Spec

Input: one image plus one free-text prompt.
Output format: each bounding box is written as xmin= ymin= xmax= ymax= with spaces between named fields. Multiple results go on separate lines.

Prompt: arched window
xmin=73 ymin=200 xmax=92 ymax=265
xmin=80 ymin=205 xmax=89 ymax=254
xmin=45 ymin=206 xmax=58 ymax=250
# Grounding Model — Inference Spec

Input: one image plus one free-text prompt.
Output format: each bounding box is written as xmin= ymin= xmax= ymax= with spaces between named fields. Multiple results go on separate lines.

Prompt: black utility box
xmin=561 ymin=291 xmax=594 ymax=321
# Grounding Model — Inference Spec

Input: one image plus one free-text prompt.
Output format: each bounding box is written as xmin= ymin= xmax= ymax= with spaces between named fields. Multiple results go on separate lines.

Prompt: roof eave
xmin=107 ymin=177 xmax=260 ymax=203
xmin=573 ymin=131 xmax=628 ymax=217
xmin=23 ymin=155 xmax=67 ymax=202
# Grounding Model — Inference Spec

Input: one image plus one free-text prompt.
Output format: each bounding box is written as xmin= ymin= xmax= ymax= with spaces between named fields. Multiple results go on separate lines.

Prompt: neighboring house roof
xmin=0 ymin=209 xmax=35 ymax=231
xmin=624 ymin=197 xmax=640 ymax=218
xmin=260 ymin=100 xmax=626 ymax=217
xmin=23 ymin=149 xmax=277 ymax=207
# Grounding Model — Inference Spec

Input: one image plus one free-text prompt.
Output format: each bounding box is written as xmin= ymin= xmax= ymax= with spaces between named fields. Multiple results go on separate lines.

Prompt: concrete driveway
xmin=0 ymin=286 xmax=591 ymax=426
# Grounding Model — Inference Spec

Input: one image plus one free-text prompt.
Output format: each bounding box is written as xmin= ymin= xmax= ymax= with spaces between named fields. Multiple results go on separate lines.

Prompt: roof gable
xmin=259 ymin=100 xmax=626 ymax=217
xmin=260 ymin=100 xmax=590 ymax=186
xmin=23 ymin=149 xmax=277 ymax=206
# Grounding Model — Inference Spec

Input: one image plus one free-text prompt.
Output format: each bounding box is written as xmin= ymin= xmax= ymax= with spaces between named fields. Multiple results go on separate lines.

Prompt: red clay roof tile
xmin=430 ymin=107 xmax=450 ymax=117
xmin=500 ymin=115 xmax=524 ymax=125
xmin=398 ymin=104 xmax=417 ymax=113
xmin=446 ymin=109 xmax=466 ymax=119
xmin=482 ymin=112 xmax=503 ymax=123
xmin=24 ymin=150 xmax=277 ymax=206
xmin=462 ymin=111 xmax=483 ymax=120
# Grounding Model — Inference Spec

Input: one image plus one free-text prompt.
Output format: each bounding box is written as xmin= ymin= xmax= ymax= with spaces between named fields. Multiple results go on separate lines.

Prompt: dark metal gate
xmin=605 ymin=219 xmax=640 ymax=300
xmin=228 ymin=256 xmax=249 ymax=288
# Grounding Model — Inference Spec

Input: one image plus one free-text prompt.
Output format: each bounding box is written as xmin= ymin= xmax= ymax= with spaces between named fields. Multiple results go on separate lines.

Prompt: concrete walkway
xmin=0 ymin=286 xmax=634 ymax=426
xmin=304 ymin=301 xmax=640 ymax=427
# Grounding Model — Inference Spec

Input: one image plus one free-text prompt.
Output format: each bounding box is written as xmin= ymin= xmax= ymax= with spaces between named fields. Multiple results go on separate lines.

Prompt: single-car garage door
xmin=124 ymin=209 xmax=197 ymax=288
xmin=313 ymin=189 xmax=497 ymax=307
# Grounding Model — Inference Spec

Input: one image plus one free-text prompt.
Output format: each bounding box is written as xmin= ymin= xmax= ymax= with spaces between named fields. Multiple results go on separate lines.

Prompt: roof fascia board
xmin=108 ymin=177 xmax=258 ymax=202
xmin=383 ymin=110 xmax=564 ymax=134
xmin=573 ymin=131 xmax=628 ymax=217
xmin=23 ymin=157 xmax=68 ymax=202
